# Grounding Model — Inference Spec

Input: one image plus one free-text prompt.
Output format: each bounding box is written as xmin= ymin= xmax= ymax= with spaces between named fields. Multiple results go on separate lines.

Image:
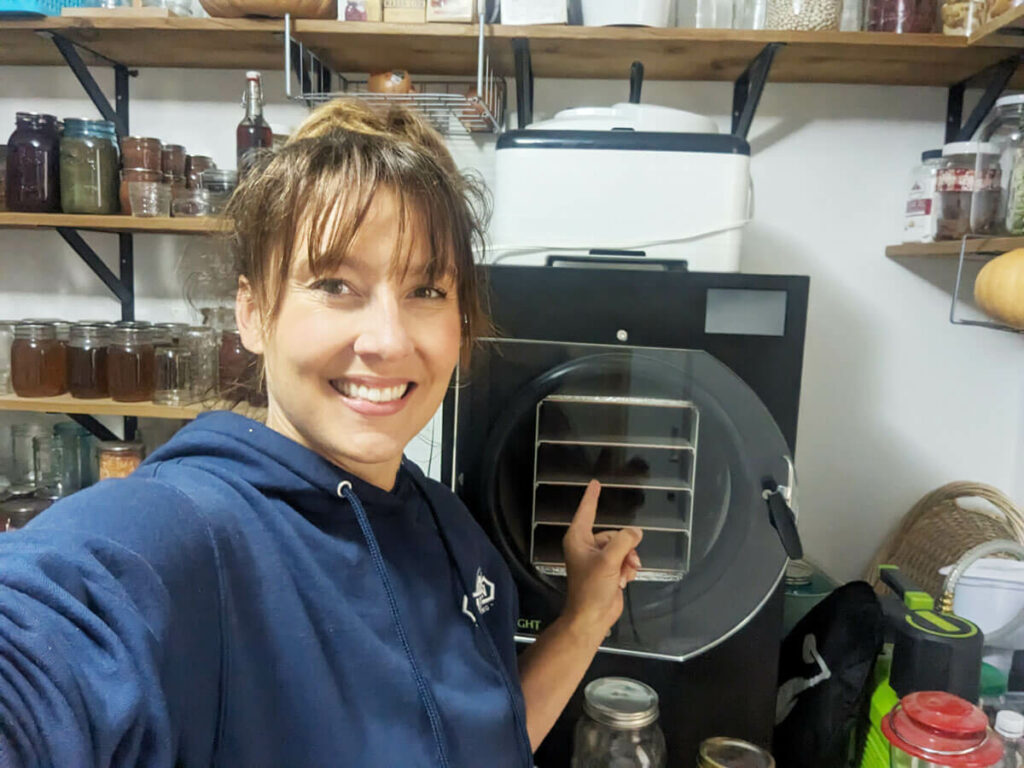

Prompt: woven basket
xmin=863 ymin=481 xmax=1024 ymax=599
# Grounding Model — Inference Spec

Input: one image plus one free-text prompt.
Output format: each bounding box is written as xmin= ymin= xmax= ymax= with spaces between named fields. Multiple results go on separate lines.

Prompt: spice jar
xmin=11 ymin=322 xmax=66 ymax=397
xmin=5 ymin=112 xmax=60 ymax=213
xmin=201 ymin=168 xmax=238 ymax=214
xmin=59 ymin=118 xmax=120 ymax=215
xmin=120 ymin=136 xmax=162 ymax=171
xmin=935 ymin=141 xmax=1002 ymax=240
xmin=980 ymin=94 xmax=1024 ymax=235
xmin=765 ymin=0 xmax=840 ymax=28
xmin=107 ymin=325 xmax=155 ymax=402
xmin=0 ymin=320 xmax=14 ymax=395
xmin=96 ymin=441 xmax=144 ymax=480
xmin=68 ymin=322 xmax=110 ymax=399
xmin=572 ymin=678 xmax=667 ymax=768
xmin=866 ymin=0 xmax=936 ymax=30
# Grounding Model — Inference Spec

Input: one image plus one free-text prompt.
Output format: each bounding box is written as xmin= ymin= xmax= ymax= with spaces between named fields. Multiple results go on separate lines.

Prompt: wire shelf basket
xmin=283 ymin=13 xmax=506 ymax=136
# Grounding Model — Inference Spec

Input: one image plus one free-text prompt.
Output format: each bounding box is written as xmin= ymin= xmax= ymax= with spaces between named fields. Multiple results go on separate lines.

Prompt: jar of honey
xmin=96 ymin=441 xmax=145 ymax=480
xmin=11 ymin=322 xmax=66 ymax=397
xmin=107 ymin=326 xmax=155 ymax=402
xmin=68 ymin=323 xmax=111 ymax=399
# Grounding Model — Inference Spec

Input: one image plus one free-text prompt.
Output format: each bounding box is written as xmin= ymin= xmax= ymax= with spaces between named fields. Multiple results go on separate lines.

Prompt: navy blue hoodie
xmin=0 ymin=412 xmax=533 ymax=767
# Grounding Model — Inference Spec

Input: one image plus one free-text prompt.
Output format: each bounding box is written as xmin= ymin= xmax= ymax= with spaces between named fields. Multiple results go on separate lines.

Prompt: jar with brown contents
xmin=107 ymin=325 xmax=155 ymax=402
xmin=219 ymin=329 xmax=261 ymax=405
xmin=68 ymin=323 xmax=111 ymax=399
xmin=11 ymin=322 xmax=66 ymax=397
xmin=96 ymin=441 xmax=145 ymax=480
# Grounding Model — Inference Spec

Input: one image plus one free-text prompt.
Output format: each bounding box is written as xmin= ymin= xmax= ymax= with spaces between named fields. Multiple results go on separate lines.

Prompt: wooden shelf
xmin=886 ymin=237 xmax=1023 ymax=259
xmin=0 ymin=212 xmax=228 ymax=235
xmin=0 ymin=393 xmax=264 ymax=420
xmin=2 ymin=18 xmax=1024 ymax=86
xmin=969 ymin=4 xmax=1024 ymax=45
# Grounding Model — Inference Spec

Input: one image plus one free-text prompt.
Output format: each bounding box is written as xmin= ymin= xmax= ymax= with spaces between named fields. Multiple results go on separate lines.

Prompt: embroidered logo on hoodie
xmin=461 ymin=569 xmax=495 ymax=623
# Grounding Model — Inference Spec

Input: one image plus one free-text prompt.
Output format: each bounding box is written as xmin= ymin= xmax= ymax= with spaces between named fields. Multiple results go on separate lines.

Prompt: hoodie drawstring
xmin=337 ymin=481 xmax=452 ymax=768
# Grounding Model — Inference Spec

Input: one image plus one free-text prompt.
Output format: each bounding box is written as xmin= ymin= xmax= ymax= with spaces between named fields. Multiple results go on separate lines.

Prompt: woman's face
xmin=239 ymin=190 xmax=462 ymax=489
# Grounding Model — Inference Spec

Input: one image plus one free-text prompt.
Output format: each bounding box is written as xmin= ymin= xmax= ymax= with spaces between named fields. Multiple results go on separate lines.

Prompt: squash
xmin=974 ymin=248 xmax=1024 ymax=330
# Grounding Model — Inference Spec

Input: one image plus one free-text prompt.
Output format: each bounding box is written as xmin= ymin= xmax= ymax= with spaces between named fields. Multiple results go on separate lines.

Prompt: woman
xmin=0 ymin=102 xmax=642 ymax=768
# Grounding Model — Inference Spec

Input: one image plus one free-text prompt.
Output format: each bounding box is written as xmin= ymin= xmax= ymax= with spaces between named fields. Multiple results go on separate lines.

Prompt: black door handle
xmin=763 ymin=480 xmax=803 ymax=560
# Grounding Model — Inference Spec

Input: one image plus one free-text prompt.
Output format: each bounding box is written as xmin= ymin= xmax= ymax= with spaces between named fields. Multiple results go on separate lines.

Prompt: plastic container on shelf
xmin=60 ymin=118 xmax=120 ymax=215
xmin=935 ymin=141 xmax=1002 ymax=240
xmin=765 ymin=0 xmax=841 ymax=29
xmin=980 ymin=94 xmax=1024 ymax=236
xmin=4 ymin=112 xmax=60 ymax=213
xmin=865 ymin=0 xmax=937 ymax=31
xmin=941 ymin=0 xmax=985 ymax=34
xmin=903 ymin=149 xmax=947 ymax=243
xmin=582 ymin=0 xmax=673 ymax=25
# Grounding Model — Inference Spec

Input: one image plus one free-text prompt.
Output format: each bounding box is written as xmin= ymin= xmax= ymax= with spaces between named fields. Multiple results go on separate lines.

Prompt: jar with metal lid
xmin=5 ymin=112 xmax=60 ymax=213
xmin=152 ymin=322 xmax=189 ymax=346
xmin=68 ymin=322 xmax=111 ymax=399
xmin=107 ymin=326 xmax=155 ymax=402
xmin=0 ymin=320 xmax=14 ymax=395
xmin=11 ymin=322 xmax=66 ymax=397
xmin=979 ymin=94 xmax=1024 ymax=235
xmin=0 ymin=496 xmax=52 ymax=531
xmin=935 ymin=141 xmax=1002 ymax=240
xmin=698 ymin=738 xmax=776 ymax=767
xmin=59 ymin=118 xmax=120 ymax=215
xmin=97 ymin=441 xmax=144 ymax=480
xmin=571 ymin=677 xmax=666 ymax=768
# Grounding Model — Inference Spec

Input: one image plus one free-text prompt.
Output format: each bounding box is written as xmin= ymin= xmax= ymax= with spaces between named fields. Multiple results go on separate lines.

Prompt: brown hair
xmin=226 ymin=100 xmax=490 ymax=365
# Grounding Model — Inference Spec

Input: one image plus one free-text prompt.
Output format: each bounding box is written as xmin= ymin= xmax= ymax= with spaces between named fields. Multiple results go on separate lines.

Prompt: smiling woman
xmin=0 ymin=100 xmax=643 ymax=768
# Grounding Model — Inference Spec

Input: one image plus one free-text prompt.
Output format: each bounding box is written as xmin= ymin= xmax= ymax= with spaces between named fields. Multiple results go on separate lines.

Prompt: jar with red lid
xmin=11 ymin=322 xmax=66 ymax=397
xmin=107 ymin=325 xmax=155 ymax=402
xmin=5 ymin=112 xmax=60 ymax=213
xmin=883 ymin=691 xmax=1004 ymax=767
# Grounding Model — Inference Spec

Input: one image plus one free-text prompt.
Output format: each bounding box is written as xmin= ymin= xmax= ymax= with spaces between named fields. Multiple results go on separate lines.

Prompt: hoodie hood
xmin=146 ymin=411 xmax=415 ymax=512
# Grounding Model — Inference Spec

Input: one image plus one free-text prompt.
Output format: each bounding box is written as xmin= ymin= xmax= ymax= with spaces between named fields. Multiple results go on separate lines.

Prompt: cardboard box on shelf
xmin=384 ymin=0 xmax=426 ymax=21
xmin=427 ymin=0 xmax=477 ymax=21
xmin=500 ymin=0 xmax=565 ymax=23
xmin=340 ymin=0 xmax=383 ymax=19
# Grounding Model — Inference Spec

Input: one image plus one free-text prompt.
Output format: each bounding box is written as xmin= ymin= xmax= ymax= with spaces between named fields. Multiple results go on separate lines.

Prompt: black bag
xmin=773 ymin=581 xmax=883 ymax=768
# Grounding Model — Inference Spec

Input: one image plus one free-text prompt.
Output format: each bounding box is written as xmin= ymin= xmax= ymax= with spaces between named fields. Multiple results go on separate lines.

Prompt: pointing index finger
xmin=569 ymin=479 xmax=601 ymax=538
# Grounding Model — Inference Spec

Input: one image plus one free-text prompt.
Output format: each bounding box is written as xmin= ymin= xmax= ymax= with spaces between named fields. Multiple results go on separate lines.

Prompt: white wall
xmin=1 ymin=65 xmax=1022 ymax=581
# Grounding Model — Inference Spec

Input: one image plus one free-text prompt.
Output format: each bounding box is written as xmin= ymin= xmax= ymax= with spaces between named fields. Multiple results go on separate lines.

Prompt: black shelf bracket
xmin=732 ymin=43 xmax=783 ymax=141
xmin=946 ymin=54 xmax=1023 ymax=144
xmin=56 ymin=227 xmax=133 ymax=314
xmin=513 ymin=38 xmax=534 ymax=129
xmin=68 ymin=413 xmax=120 ymax=443
xmin=47 ymin=33 xmax=134 ymax=138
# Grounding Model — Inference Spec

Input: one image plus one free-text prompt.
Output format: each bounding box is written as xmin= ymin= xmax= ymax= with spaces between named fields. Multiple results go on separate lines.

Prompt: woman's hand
xmin=561 ymin=480 xmax=643 ymax=639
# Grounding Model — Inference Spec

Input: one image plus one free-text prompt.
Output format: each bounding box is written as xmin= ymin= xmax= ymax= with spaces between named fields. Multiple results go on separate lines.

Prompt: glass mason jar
xmin=0 ymin=320 xmax=14 ymax=395
xmin=107 ymin=325 xmax=155 ymax=402
xmin=765 ymin=0 xmax=841 ymax=29
xmin=698 ymin=737 xmax=776 ymax=767
xmin=183 ymin=326 xmax=219 ymax=403
xmin=0 ymin=496 xmax=51 ymax=531
xmin=11 ymin=322 xmax=67 ymax=397
xmin=10 ymin=422 xmax=47 ymax=494
xmin=120 ymin=136 xmax=163 ymax=172
xmin=97 ymin=441 xmax=144 ymax=480
xmin=571 ymin=678 xmax=666 ymax=768
xmin=201 ymin=168 xmax=238 ymax=214
xmin=53 ymin=421 xmax=89 ymax=495
xmin=32 ymin=434 xmax=64 ymax=498
xmin=68 ymin=322 xmax=111 ymax=399
xmin=59 ymin=118 xmax=120 ymax=215
xmin=979 ymin=94 xmax=1024 ymax=235
xmin=154 ymin=345 xmax=193 ymax=406
xmin=152 ymin=322 xmax=189 ymax=347
xmin=935 ymin=141 xmax=1002 ymax=240
xmin=5 ymin=112 xmax=60 ymax=213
